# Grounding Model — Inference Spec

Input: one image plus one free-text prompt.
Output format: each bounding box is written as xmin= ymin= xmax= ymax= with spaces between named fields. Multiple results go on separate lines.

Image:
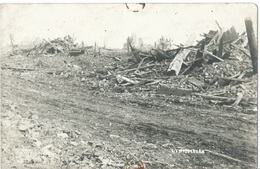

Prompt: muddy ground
xmin=1 ymin=51 xmax=257 ymax=169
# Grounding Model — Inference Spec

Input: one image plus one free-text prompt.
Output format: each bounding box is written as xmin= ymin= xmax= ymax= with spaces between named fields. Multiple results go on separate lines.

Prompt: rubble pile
xmin=6 ymin=24 xmax=256 ymax=108
xmin=21 ymin=35 xmax=92 ymax=56
xmin=89 ymin=25 xmax=257 ymax=107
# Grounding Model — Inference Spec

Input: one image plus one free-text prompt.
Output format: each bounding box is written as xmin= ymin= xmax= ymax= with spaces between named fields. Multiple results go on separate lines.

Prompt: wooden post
xmin=215 ymin=20 xmax=222 ymax=30
xmin=245 ymin=17 xmax=258 ymax=74
xmin=193 ymin=40 xmax=205 ymax=68
xmin=127 ymin=37 xmax=130 ymax=53
xmin=217 ymin=36 xmax=223 ymax=58
xmin=9 ymin=34 xmax=15 ymax=54
xmin=94 ymin=42 xmax=97 ymax=53
xmin=9 ymin=34 xmax=14 ymax=47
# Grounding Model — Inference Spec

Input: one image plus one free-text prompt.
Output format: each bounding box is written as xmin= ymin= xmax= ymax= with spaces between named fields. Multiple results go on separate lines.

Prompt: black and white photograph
xmin=0 ymin=3 xmax=258 ymax=169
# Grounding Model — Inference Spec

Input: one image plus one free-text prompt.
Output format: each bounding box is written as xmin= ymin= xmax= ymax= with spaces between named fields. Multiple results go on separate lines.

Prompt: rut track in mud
xmin=1 ymin=67 xmax=257 ymax=168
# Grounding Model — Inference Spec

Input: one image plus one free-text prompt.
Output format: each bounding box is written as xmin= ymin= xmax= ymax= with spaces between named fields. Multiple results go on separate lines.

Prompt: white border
xmin=0 ymin=0 xmax=258 ymax=168
xmin=0 ymin=0 xmax=258 ymax=3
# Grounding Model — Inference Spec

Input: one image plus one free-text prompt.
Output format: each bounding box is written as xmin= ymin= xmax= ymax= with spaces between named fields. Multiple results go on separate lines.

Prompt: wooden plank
xmin=204 ymin=50 xmax=224 ymax=62
xmin=193 ymin=93 xmax=236 ymax=101
xmin=167 ymin=49 xmax=190 ymax=74
xmin=135 ymin=56 xmax=149 ymax=73
xmin=188 ymin=77 xmax=205 ymax=88
xmin=180 ymin=65 xmax=192 ymax=75
xmin=193 ymin=93 xmax=256 ymax=105
xmin=217 ymin=76 xmax=248 ymax=82
xmin=231 ymin=32 xmax=246 ymax=45
xmin=117 ymin=64 xmax=156 ymax=74
xmin=167 ymin=33 xmax=197 ymax=75
xmin=238 ymin=71 xmax=246 ymax=79
xmin=139 ymin=52 xmax=152 ymax=57
xmin=232 ymin=92 xmax=244 ymax=106
xmin=2 ymin=67 xmax=36 ymax=71
xmin=215 ymin=21 xmax=222 ymax=30
xmin=229 ymin=72 xmax=241 ymax=78
xmin=157 ymin=85 xmax=194 ymax=96
xmin=185 ymin=57 xmax=203 ymax=65
xmin=222 ymin=26 xmax=238 ymax=43
xmin=116 ymin=75 xmax=138 ymax=84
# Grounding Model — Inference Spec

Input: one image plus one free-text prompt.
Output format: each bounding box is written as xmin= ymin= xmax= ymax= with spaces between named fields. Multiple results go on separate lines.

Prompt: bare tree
xmin=138 ymin=37 xmax=144 ymax=48
xmin=158 ymin=36 xmax=173 ymax=50
xmin=125 ymin=34 xmax=137 ymax=53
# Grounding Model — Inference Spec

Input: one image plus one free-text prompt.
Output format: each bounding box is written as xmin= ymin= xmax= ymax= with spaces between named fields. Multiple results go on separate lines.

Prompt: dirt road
xmin=1 ymin=54 xmax=257 ymax=169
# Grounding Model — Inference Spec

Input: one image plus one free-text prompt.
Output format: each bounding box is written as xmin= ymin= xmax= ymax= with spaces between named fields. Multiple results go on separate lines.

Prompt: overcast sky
xmin=0 ymin=3 xmax=257 ymax=48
